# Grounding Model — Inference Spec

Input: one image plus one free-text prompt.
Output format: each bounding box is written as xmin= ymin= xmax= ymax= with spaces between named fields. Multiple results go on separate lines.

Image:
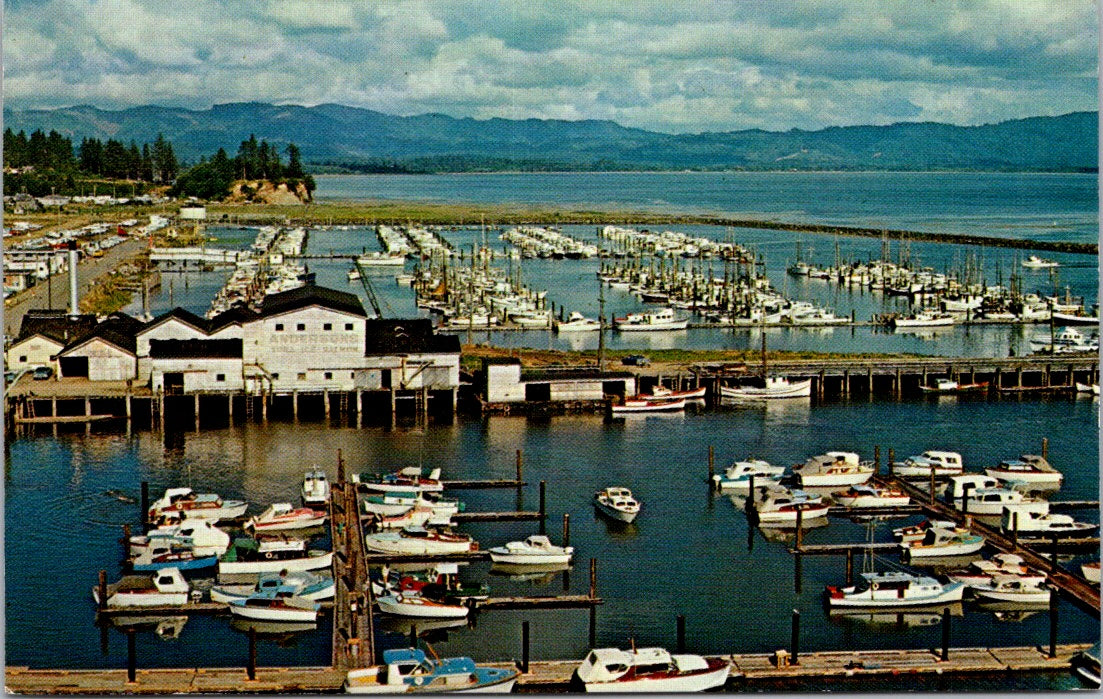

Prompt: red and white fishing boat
xmin=611 ymin=397 xmax=686 ymax=414
xmin=147 ymin=487 xmax=248 ymax=523
xmin=363 ymin=527 xmax=477 ymax=555
xmin=575 ymin=647 xmax=730 ymax=692
xmin=245 ymin=503 xmax=327 ymax=532
xmin=892 ymin=519 xmax=960 ymax=544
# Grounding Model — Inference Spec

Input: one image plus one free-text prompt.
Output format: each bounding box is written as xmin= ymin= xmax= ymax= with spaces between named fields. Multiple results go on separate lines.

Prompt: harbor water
xmin=7 ymin=171 xmax=1098 ymax=690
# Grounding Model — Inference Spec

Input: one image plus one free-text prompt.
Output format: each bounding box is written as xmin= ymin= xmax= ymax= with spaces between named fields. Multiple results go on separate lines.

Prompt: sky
xmin=4 ymin=0 xmax=1098 ymax=133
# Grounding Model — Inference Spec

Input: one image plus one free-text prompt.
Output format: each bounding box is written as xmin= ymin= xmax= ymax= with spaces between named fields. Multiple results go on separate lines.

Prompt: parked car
xmin=32 ymin=366 xmax=54 ymax=380
xmin=621 ymin=354 xmax=651 ymax=367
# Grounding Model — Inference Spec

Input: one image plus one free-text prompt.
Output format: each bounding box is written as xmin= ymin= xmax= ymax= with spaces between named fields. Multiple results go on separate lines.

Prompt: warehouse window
xmin=324 ymin=372 xmax=333 ymax=380
xmin=271 ymin=373 xmax=280 ymax=380
xmin=215 ymin=374 xmax=225 ymax=382
xmin=297 ymin=323 xmax=306 ymax=331
xmin=275 ymin=323 xmax=284 ymax=331
xmin=323 ymin=323 xmax=332 ymax=331
xmin=345 ymin=323 xmax=353 ymax=331
xmin=18 ymin=355 xmax=27 ymax=363
xmin=298 ymin=372 xmax=307 ymax=381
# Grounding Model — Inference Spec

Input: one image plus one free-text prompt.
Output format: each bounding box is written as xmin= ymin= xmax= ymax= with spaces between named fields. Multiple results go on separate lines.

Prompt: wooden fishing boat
xmin=92 ymin=567 xmax=192 ymax=608
xmin=246 ymin=503 xmax=327 ymax=532
xmin=147 ymin=487 xmax=247 ymax=523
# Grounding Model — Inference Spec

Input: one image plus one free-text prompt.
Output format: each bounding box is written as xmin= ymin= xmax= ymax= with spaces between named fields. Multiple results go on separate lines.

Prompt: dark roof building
xmin=16 ymin=309 xmax=98 ymax=344
xmin=258 ymin=285 xmax=366 ymax=319
xmin=149 ymin=339 xmax=243 ymax=359
xmin=364 ymin=319 xmax=461 ymax=355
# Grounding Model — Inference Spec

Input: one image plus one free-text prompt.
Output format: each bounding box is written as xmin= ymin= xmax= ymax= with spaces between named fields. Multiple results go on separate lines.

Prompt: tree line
xmin=171 ymin=135 xmax=314 ymax=200
xmin=4 ymin=128 xmax=178 ymax=182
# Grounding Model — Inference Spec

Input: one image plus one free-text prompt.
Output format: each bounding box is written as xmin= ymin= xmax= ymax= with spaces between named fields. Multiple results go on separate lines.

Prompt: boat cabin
xmin=222 ymin=537 xmax=307 ymax=562
xmin=918 ymin=451 xmax=963 ymax=471
xmin=947 ymin=474 xmax=999 ymax=499
xmin=576 ymin=647 xmax=689 ymax=683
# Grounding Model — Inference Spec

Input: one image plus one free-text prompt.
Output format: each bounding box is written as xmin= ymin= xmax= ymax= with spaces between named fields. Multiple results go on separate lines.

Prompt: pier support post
xmin=85 ymin=397 xmax=91 ymax=416
xmin=894 ymin=368 xmax=902 ymax=399
xmin=867 ymin=368 xmax=873 ymax=394
xmin=293 ymin=390 xmax=299 ymax=421
xmin=389 ymin=388 xmax=396 ymax=428
xmin=51 ymin=397 xmax=57 ymax=418
xmin=676 ymin=614 xmax=686 ymax=653
xmin=1042 ymin=437 xmax=1049 ymax=460
xmin=122 ymin=524 xmax=131 ymax=560
xmin=794 ymin=507 xmax=804 ymax=550
xmin=843 ymin=369 xmax=849 ymax=397
xmin=588 ymin=559 xmax=597 ymax=648
xmin=1049 ymin=585 xmax=1059 ymax=659
xmin=324 ymin=389 xmax=331 ymax=420
xmin=538 ymin=480 xmax=546 ymax=535
xmin=521 ymin=621 xmax=530 ymax=673
xmin=194 ymin=394 xmax=200 ymax=431
xmin=1011 ymin=512 xmax=1019 ymax=549
xmin=930 ymin=464 xmax=937 ymax=505
xmin=790 ymin=609 xmax=800 ymax=666
xmin=98 ymin=570 xmax=108 ymax=611
xmin=516 ymin=449 xmax=524 ymax=483
xmin=845 ymin=549 xmax=854 ymax=586
xmin=941 ymin=607 xmax=951 ymax=661
xmin=227 ymin=394 xmax=233 ymax=425
xmin=563 ymin=513 xmax=570 ymax=548
xmin=247 ymin=627 xmax=257 ymax=680
xmin=262 ymin=391 xmax=268 ymax=423
xmin=1050 ymin=534 xmax=1059 ymax=572
xmin=874 ymin=445 xmax=881 ymax=473
xmin=140 ymin=482 xmax=150 ymax=531
xmin=356 ymin=390 xmax=363 ymax=428
xmin=888 ymin=448 xmax=895 ymax=474
xmin=125 ymin=393 xmax=132 ymax=420
xmin=126 ymin=628 xmax=137 ymax=683
xmin=708 ymin=445 xmax=715 ymax=488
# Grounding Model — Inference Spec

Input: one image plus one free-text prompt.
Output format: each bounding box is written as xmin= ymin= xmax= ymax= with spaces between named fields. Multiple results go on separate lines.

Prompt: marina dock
xmin=7 ymin=643 xmax=1091 ymax=694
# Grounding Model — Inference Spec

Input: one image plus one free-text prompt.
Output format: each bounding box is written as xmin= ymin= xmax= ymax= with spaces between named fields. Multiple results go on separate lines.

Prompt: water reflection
xmin=829 ymin=603 xmax=963 ymax=629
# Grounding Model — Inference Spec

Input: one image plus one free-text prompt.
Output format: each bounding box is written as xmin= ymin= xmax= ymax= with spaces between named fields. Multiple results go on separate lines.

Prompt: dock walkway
xmin=8 ymin=644 xmax=1090 ymax=694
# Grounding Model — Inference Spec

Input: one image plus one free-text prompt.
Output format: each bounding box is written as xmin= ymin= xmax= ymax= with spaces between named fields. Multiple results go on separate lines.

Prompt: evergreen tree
xmin=285 ymin=143 xmax=305 ymax=179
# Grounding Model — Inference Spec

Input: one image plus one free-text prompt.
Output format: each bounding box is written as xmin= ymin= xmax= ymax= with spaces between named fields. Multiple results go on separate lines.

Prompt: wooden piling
xmin=790 ymin=609 xmax=800 ymax=666
xmin=140 ymin=482 xmax=149 ymax=531
xmin=247 ymin=628 xmax=257 ymax=681
xmin=845 ymin=549 xmax=854 ymax=586
xmin=929 ymin=464 xmax=937 ymax=506
xmin=708 ymin=445 xmax=715 ymax=487
xmin=589 ymin=559 xmax=597 ymax=648
xmin=941 ymin=607 xmax=951 ymax=661
xmin=516 ymin=449 xmax=523 ymax=483
xmin=1042 ymin=437 xmax=1049 ymax=461
xmin=293 ymin=390 xmax=299 ymax=421
xmin=1049 ymin=585 xmax=1059 ymax=659
xmin=874 ymin=445 xmax=881 ymax=473
xmin=324 ymin=389 xmax=330 ymax=420
xmin=794 ymin=507 xmax=804 ymax=550
xmin=98 ymin=570 xmax=108 ymax=611
xmin=194 ymin=394 xmax=200 ymax=431
xmin=126 ymin=628 xmax=136 ymax=683
xmin=227 ymin=394 xmax=233 ymax=425
xmin=538 ymin=481 xmax=546 ymax=535
xmin=563 ymin=513 xmax=570 ymax=549
xmin=521 ymin=621 xmax=530 ymax=673
xmin=122 ymin=524 xmax=131 ymax=560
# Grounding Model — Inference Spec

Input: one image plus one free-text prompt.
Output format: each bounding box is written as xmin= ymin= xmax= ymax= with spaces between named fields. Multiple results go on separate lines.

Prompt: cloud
xmin=3 ymin=0 xmax=1097 ymax=132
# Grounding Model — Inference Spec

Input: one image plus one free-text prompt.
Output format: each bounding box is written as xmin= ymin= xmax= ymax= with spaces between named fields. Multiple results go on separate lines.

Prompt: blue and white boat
xmin=344 ymin=647 xmax=519 ymax=693
xmin=129 ymin=542 xmax=218 ymax=572
xmin=210 ymin=570 xmax=334 ymax=604
xmin=712 ymin=458 xmax=785 ymax=491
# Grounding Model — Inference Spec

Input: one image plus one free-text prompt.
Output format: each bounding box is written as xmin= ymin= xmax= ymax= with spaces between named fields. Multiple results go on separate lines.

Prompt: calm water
xmin=316 ymin=171 xmax=1099 ymax=245
xmin=5 ymin=397 xmax=1099 ymax=679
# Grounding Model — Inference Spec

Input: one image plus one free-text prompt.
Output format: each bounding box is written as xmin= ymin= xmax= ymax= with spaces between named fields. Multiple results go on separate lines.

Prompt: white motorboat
xmin=640 ymin=385 xmax=707 ymax=400
xmin=376 ymin=593 xmax=470 ymax=619
xmin=833 ymin=484 xmax=911 ymax=508
xmin=593 ymin=487 xmax=641 ymax=523
xmin=985 ymin=454 xmax=1063 ymax=488
xmin=825 ymin=571 xmax=966 ymax=608
xmin=363 ymin=527 xmax=477 ymax=555
xmin=901 ymin=526 xmax=985 ymax=559
xmin=1022 ymin=255 xmax=1059 ymax=269
xmin=246 ymin=503 xmax=327 ymax=532
xmin=227 ymin=588 xmax=320 ymax=623
xmin=555 ymin=312 xmax=601 ymax=332
xmin=128 ymin=541 xmax=219 ymax=572
xmin=953 ymin=487 xmax=1049 ymax=517
xmin=946 ymin=553 xmax=1047 ymax=588
xmin=971 ymin=574 xmax=1051 ymax=604
xmin=217 ymin=537 xmax=333 ymax=576
xmin=345 ymin=648 xmax=519 ymax=694
xmin=752 ymin=486 xmax=830 ymax=523
xmin=1071 ymin=644 xmax=1101 ymax=688
xmin=892 ymin=312 xmax=955 ymax=328
xmin=92 ymin=567 xmax=192 ymax=608
xmin=210 ymin=570 xmax=335 ymax=604
xmin=712 ymin=458 xmax=785 ymax=491
xmin=611 ymin=396 xmax=686 ymax=414
xmin=361 ymin=491 xmax=463 ymax=519
xmin=892 ymin=519 xmax=960 ymax=544
xmin=488 ymin=535 xmax=573 ymax=566
xmin=356 ymin=252 xmax=407 ymax=267
xmin=129 ymin=519 xmax=231 ymax=557
xmin=919 ymin=378 xmax=988 ymax=394
xmin=613 ymin=308 xmax=688 ymax=331
xmin=1000 ymin=507 xmax=1098 ymax=539
xmin=1082 ymin=561 xmax=1100 ymax=584
xmin=946 ymin=474 xmax=1001 ymax=500
xmin=347 ymin=268 xmax=361 ymax=281
xmin=147 ymin=487 xmax=248 ymax=523
xmin=575 ymin=647 xmax=731 ymax=692
xmin=720 ymin=376 xmax=812 ymax=400
xmin=301 ymin=470 xmax=330 ymax=507
xmin=892 ymin=450 xmax=964 ymax=478
xmin=794 ymin=451 xmax=875 ymax=488
xmin=354 ymin=467 xmax=445 ymax=494
xmin=370 ymin=504 xmax=453 ymax=530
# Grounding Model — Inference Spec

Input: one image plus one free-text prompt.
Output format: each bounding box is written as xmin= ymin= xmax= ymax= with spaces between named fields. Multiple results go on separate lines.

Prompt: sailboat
xmin=720 ymin=318 xmax=811 ymax=399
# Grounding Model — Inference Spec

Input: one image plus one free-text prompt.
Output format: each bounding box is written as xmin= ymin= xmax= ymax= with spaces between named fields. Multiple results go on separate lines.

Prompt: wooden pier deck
xmin=12 ymin=644 xmax=1087 ymax=694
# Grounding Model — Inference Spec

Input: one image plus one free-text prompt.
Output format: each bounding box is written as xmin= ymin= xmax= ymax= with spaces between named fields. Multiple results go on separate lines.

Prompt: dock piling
xmin=516 ymin=449 xmax=523 ymax=483
xmin=563 ymin=513 xmax=570 ymax=549
xmin=708 ymin=445 xmax=715 ymax=489
xmin=126 ymin=628 xmax=136 ymax=683
xmin=790 ymin=609 xmax=800 ymax=666
xmin=122 ymin=524 xmax=131 ymax=559
xmin=929 ymin=464 xmax=936 ymax=505
xmin=140 ymin=482 xmax=149 ymax=532
xmin=1049 ymin=586 xmax=1059 ymax=659
xmin=588 ymin=558 xmax=598 ymax=647
xmin=538 ymin=481 xmax=546 ymax=535
xmin=521 ymin=620 xmax=530 ymax=673
xmin=98 ymin=570 xmax=107 ymax=611
xmin=874 ymin=445 xmax=881 ymax=473
xmin=247 ymin=627 xmax=257 ymax=681
xmin=794 ymin=507 xmax=804 ymax=550
xmin=845 ymin=549 xmax=854 ymax=586
xmin=677 ymin=614 xmax=686 ymax=653
xmin=941 ymin=607 xmax=951 ymax=661
xmin=1042 ymin=437 xmax=1049 ymax=461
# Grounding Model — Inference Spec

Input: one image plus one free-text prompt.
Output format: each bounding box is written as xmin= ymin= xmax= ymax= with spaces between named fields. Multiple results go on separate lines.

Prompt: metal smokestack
xmin=68 ymin=241 xmax=80 ymax=317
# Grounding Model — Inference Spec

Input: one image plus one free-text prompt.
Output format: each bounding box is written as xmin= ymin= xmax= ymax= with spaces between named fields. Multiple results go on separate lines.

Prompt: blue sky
xmin=4 ymin=0 xmax=1098 ymax=133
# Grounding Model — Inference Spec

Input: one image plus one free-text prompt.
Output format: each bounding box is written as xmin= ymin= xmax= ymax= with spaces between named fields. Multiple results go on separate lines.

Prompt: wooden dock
xmin=11 ymin=644 xmax=1088 ymax=694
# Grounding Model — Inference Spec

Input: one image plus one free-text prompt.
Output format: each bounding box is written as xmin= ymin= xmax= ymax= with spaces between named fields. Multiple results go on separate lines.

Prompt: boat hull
xmin=131 ymin=555 xmax=218 ymax=572
xmin=972 ymin=588 xmax=1050 ymax=604
xmin=228 ymin=600 xmax=318 ymax=623
xmin=487 ymin=551 xmax=572 ymax=566
xmin=756 ymin=505 xmax=830 ymax=523
xmin=611 ymin=398 xmax=685 ymax=414
xmin=581 ymin=663 xmax=730 ymax=693
xmin=720 ymin=379 xmax=811 ymax=400
xmin=797 ymin=471 xmax=874 ymax=488
xmin=377 ymin=595 xmax=470 ymax=618
xmin=593 ymin=501 xmax=638 ymax=523
xmin=983 ymin=469 xmax=1063 ymax=486
xmin=903 ymin=538 xmax=985 ymax=559
xmin=218 ymin=551 xmax=333 ymax=576
xmin=827 ymin=583 xmax=965 ymax=608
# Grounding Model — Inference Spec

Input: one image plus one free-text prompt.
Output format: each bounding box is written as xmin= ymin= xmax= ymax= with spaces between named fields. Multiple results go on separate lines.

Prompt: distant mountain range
xmin=4 ymin=103 xmax=1097 ymax=172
